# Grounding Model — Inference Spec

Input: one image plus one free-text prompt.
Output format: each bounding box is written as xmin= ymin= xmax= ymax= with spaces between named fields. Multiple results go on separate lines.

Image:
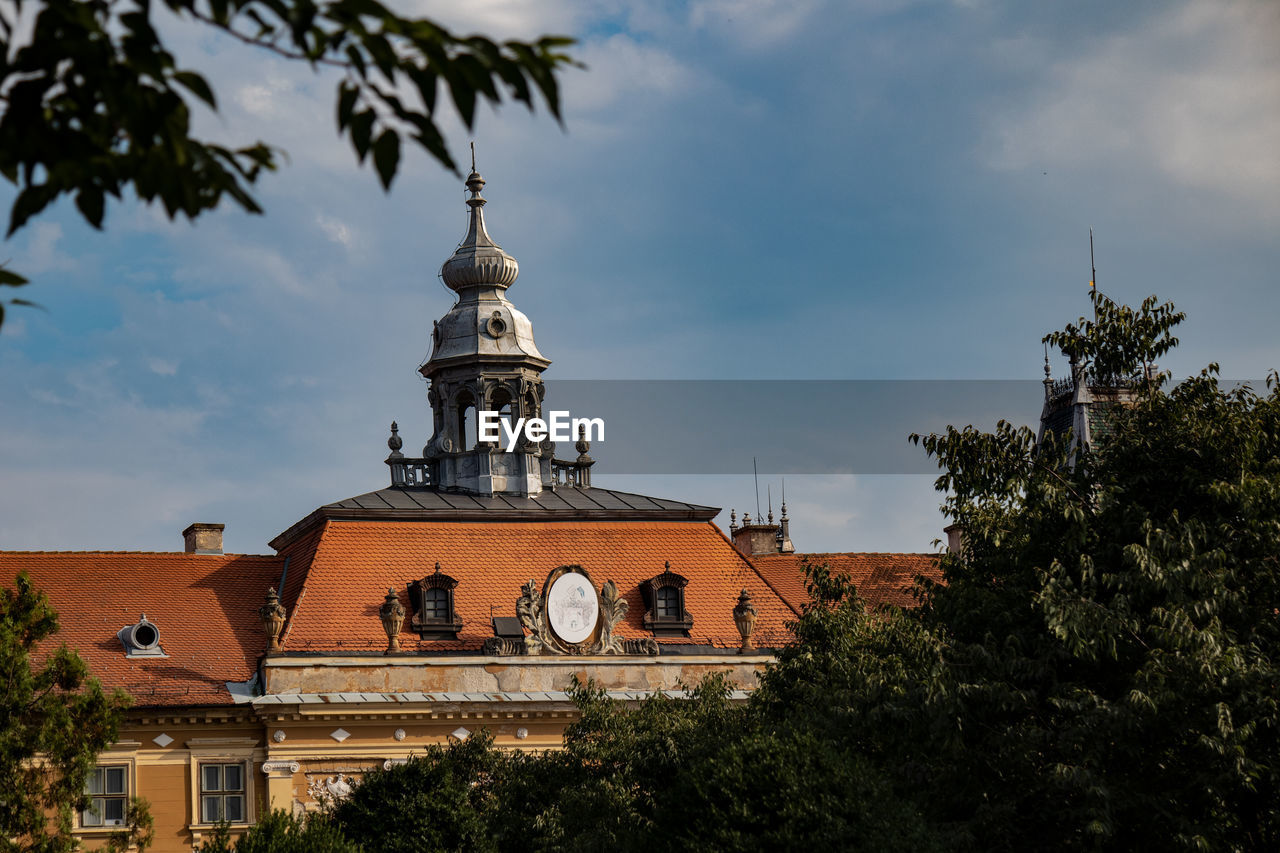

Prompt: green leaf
xmin=372 ymin=128 xmax=399 ymax=190
xmin=172 ymin=70 xmax=217 ymax=109
xmin=75 ymin=187 xmax=106 ymax=229
xmin=349 ymin=109 xmax=374 ymax=159
xmin=337 ymin=81 xmax=358 ymax=130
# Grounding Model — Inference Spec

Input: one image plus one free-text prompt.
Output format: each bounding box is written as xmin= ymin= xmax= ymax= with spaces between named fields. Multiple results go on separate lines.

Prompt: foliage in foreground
xmin=197 ymin=811 xmax=358 ymax=853
xmin=0 ymin=0 xmax=578 ymax=327
xmin=330 ymin=678 xmax=936 ymax=853
xmin=0 ymin=573 xmax=132 ymax=853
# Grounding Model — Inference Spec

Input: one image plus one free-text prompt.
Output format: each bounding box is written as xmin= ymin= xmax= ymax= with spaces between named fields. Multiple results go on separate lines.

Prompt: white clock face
xmin=546 ymin=572 xmax=599 ymax=644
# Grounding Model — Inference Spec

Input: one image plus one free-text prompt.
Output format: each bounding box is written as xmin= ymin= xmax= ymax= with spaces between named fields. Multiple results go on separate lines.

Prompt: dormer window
xmin=407 ymin=563 xmax=463 ymax=640
xmin=641 ymin=562 xmax=693 ymax=637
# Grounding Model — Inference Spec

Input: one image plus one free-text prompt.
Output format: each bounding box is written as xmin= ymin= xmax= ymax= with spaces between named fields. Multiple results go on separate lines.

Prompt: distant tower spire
xmin=417 ymin=167 xmax=552 ymax=497
xmin=777 ymin=479 xmax=794 ymax=553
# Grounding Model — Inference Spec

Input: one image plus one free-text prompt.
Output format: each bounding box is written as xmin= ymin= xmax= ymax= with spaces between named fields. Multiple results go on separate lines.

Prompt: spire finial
xmin=780 ymin=480 xmax=787 ymax=519
xmin=470 ymin=141 xmax=475 ymax=173
xmin=575 ymin=423 xmax=593 ymax=464
xmin=387 ymin=421 xmax=404 ymax=458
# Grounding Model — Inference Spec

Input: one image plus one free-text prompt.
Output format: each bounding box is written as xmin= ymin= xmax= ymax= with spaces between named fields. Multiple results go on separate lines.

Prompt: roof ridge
xmin=0 ymin=550 xmax=276 ymax=557
xmin=761 ymin=551 xmax=938 ymax=558
xmin=278 ymin=519 xmax=330 ymax=650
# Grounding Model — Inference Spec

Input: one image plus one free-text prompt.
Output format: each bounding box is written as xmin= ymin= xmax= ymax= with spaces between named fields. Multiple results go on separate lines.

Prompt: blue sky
xmin=2 ymin=0 xmax=1278 ymax=555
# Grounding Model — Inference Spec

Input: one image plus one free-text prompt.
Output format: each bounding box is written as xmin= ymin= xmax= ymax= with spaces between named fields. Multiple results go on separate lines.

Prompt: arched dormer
xmin=641 ymin=562 xmax=694 ymax=638
xmin=407 ymin=563 xmax=464 ymax=640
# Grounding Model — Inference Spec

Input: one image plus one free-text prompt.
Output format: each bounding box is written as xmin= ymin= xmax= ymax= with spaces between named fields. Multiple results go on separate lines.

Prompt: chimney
xmin=183 ymin=523 xmax=225 ymax=555
xmin=943 ymin=523 xmax=964 ymax=555
xmin=731 ymin=512 xmax=783 ymax=557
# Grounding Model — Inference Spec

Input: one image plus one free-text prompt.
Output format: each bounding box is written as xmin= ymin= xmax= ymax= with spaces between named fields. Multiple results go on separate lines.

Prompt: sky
xmin=2 ymin=0 xmax=1279 ymax=555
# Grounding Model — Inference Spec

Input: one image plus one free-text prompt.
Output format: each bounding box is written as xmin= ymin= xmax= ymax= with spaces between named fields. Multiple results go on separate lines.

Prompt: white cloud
xmin=148 ymin=358 xmax=179 ymax=376
xmin=566 ymin=34 xmax=699 ymax=114
xmin=986 ymin=0 xmax=1280 ymax=219
xmin=18 ymin=222 xmax=76 ymax=274
xmin=392 ymin=0 xmax=587 ymax=40
xmin=316 ymin=214 xmax=355 ymax=248
xmin=688 ymin=0 xmax=826 ymax=49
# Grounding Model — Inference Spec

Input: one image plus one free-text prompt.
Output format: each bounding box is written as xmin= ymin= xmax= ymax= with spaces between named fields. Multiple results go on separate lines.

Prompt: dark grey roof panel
xmin=269 ymin=486 xmax=719 ymax=551
xmin=579 ymin=489 xmax=634 ymax=510
xmin=553 ymin=488 xmax=606 ymax=510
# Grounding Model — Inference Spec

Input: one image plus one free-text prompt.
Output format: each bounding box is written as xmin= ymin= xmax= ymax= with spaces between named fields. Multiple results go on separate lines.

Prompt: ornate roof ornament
xmin=440 ymin=168 xmax=520 ymax=292
xmin=386 ymin=421 xmax=403 ymax=459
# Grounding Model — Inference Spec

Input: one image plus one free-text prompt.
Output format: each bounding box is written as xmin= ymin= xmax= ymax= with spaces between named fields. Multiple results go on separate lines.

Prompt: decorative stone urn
xmin=379 ymin=588 xmax=406 ymax=654
xmin=258 ymin=588 xmax=286 ymax=654
xmin=732 ymin=589 xmax=757 ymax=653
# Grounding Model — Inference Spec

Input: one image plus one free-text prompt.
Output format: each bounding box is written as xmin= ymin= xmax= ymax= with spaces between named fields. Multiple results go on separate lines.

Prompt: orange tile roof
xmin=281 ymin=520 xmax=797 ymax=652
xmin=1 ymin=552 xmax=283 ymax=707
xmin=750 ymin=552 xmax=941 ymax=612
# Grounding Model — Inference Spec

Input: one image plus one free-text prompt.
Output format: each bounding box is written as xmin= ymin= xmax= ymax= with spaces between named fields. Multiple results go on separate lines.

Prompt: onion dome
xmin=440 ymin=170 xmax=520 ymax=292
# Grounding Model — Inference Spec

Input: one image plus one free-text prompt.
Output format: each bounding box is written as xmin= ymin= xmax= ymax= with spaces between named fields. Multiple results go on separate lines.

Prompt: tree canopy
xmin=0 ymin=0 xmax=577 ymax=327
xmin=0 ymin=572 xmax=132 ymax=852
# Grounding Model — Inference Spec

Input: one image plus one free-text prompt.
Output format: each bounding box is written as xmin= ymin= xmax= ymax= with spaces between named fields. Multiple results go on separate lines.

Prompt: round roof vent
xmin=119 ymin=614 xmax=166 ymax=658
xmin=129 ymin=614 xmax=160 ymax=650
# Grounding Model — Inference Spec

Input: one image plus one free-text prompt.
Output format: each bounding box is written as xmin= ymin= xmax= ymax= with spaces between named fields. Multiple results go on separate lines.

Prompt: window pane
xmin=202 ymin=765 xmax=221 ymax=792
xmin=223 ymin=764 xmax=243 ymax=792
xmin=657 ymin=587 xmax=678 ymax=617
xmin=85 ymin=768 xmax=103 ymax=795
xmin=104 ymin=798 xmax=125 ymax=824
xmin=82 ymin=799 xmax=103 ymax=827
xmin=105 ymin=767 xmax=126 ymax=794
xmin=224 ymin=795 xmax=244 ymax=822
xmin=202 ymin=795 xmax=222 ymax=823
xmin=425 ymin=588 xmax=448 ymax=619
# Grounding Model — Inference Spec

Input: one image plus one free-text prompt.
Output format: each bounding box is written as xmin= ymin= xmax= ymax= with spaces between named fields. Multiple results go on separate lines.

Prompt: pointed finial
xmin=730 ymin=508 xmax=738 ymax=532
xmin=387 ymin=421 xmax=404 ymax=458
xmin=781 ymin=480 xmax=787 ymax=519
xmin=664 ymin=560 xmax=671 ymax=572
xmin=767 ymin=484 xmax=774 ymax=524
xmin=434 ymin=561 xmax=442 ymax=575
xmin=575 ymin=423 xmax=593 ymax=464
xmin=1044 ymin=343 xmax=1051 ymax=379
xmin=470 ymin=141 xmax=476 ymax=173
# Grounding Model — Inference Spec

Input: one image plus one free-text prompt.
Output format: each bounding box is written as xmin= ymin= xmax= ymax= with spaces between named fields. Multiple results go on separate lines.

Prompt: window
xmin=82 ymin=766 xmax=127 ymax=827
xmin=656 ymin=586 xmax=680 ymax=618
xmin=641 ymin=562 xmax=694 ymax=637
xmin=423 ymin=587 xmax=450 ymax=620
xmin=200 ymin=763 xmax=246 ymax=824
xmin=408 ymin=563 xmax=464 ymax=640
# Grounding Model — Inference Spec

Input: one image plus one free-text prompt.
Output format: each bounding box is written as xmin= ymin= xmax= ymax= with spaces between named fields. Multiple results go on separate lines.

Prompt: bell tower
xmin=418 ymin=167 xmax=554 ymax=496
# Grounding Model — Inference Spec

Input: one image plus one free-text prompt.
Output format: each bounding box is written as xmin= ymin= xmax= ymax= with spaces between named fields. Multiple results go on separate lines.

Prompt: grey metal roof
xmin=271 ymin=486 xmax=719 ymax=549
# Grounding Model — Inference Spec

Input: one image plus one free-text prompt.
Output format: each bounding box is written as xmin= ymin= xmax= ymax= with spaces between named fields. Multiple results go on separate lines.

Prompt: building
xmin=3 ymin=170 xmax=937 ymax=851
